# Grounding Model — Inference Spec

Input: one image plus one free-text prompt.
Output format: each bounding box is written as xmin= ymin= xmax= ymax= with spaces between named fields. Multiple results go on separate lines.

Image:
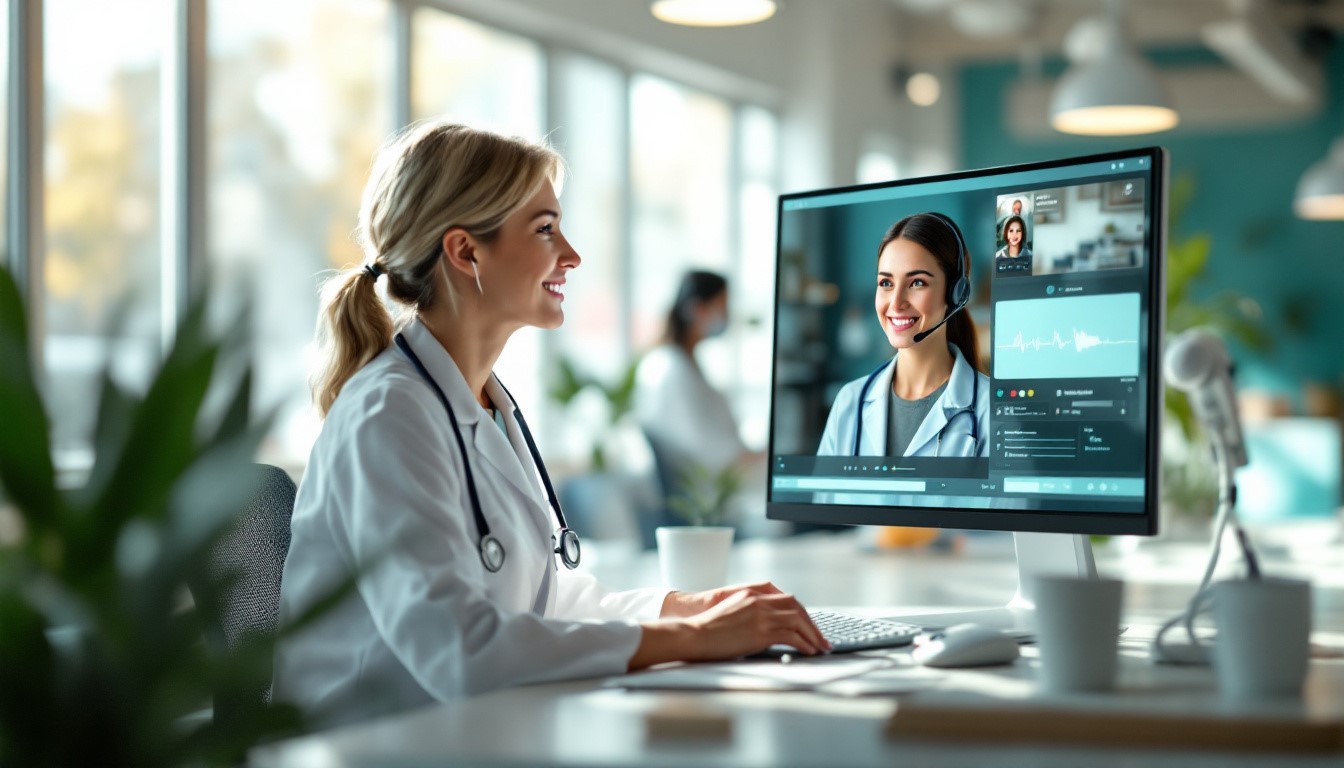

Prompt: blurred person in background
xmin=634 ymin=271 xmax=768 ymax=543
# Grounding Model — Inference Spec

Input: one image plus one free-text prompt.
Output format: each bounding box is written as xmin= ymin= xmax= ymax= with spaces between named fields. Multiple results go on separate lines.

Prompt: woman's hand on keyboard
xmin=660 ymin=581 xmax=787 ymax=618
xmin=629 ymin=589 xmax=831 ymax=670
xmin=683 ymin=590 xmax=832 ymax=659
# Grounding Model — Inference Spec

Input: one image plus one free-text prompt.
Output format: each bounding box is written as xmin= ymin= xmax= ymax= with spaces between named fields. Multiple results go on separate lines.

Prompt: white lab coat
xmin=817 ymin=344 xmax=990 ymax=458
xmin=273 ymin=319 xmax=668 ymax=728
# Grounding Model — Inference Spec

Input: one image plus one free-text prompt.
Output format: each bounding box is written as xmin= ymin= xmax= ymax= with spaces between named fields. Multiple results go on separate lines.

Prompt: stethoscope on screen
xmin=394 ymin=333 xmax=580 ymax=574
xmin=852 ymin=361 xmax=978 ymax=457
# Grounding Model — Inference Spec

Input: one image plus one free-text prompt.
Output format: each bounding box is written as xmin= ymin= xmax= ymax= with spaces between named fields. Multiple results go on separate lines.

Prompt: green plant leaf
xmin=213 ymin=367 xmax=253 ymax=445
xmin=0 ymin=267 xmax=58 ymax=533
xmin=77 ymin=299 xmax=219 ymax=572
xmin=547 ymin=356 xmax=587 ymax=405
xmin=605 ymin=359 xmax=640 ymax=421
xmin=668 ymin=462 xmax=741 ymax=526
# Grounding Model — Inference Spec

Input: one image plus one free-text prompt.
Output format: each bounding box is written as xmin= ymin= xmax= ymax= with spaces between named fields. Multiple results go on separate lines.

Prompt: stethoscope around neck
xmin=852 ymin=357 xmax=979 ymax=457
xmin=394 ymin=333 xmax=580 ymax=574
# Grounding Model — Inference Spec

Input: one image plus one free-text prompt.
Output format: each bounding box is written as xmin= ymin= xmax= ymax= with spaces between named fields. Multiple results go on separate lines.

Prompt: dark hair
xmin=876 ymin=212 xmax=980 ymax=370
xmin=665 ymin=270 xmax=728 ymax=345
xmin=1002 ymin=214 xmax=1027 ymax=254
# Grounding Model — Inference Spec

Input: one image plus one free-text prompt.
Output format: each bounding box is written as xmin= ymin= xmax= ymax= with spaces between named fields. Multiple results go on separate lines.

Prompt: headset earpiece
xmin=949 ymin=274 xmax=971 ymax=308
xmin=926 ymin=212 xmax=970 ymax=309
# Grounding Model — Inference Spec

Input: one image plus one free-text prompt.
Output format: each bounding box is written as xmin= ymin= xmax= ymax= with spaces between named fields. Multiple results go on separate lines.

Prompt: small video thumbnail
xmin=1027 ymin=179 xmax=1147 ymax=276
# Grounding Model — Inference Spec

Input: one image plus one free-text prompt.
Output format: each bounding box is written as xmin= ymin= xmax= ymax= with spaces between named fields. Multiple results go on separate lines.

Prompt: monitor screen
xmin=768 ymin=148 xmax=1165 ymax=536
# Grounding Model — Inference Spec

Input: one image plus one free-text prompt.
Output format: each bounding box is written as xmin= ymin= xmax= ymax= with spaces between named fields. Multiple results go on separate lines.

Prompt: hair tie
xmin=363 ymin=262 xmax=384 ymax=281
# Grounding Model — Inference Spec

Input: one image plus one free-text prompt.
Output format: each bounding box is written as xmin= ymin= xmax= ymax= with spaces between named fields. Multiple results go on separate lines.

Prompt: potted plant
xmin=0 ymin=267 xmax=318 ymax=766
xmin=655 ymin=462 xmax=741 ymax=592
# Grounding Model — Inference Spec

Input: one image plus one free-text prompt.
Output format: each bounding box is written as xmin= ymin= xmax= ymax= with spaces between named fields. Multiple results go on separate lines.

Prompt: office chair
xmin=639 ymin=429 xmax=685 ymax=549
xmin=193 ymin=463 xmax=296 ymax=726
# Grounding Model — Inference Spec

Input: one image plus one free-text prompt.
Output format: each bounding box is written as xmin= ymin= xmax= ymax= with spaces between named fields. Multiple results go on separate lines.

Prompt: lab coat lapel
xmin=905 ymin=345 xmax=974 ymax=456
xmin=859 ymin=357 xmax=895 ymax=455
xmin=401 ymin=320 xmax=546 ymax=514
xmin=470 ymin=417 xmax=545 ymax=510
xmin=906 ymin=398 xmax=949 ymax=456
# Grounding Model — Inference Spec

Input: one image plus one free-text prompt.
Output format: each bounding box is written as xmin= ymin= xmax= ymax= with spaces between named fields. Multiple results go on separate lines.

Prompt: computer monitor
xmin=767 ymin=147 xmax=1166 ymax=630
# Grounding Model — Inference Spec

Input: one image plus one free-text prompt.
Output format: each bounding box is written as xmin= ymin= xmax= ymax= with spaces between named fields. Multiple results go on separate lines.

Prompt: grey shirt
xmin=886 ymin=380 xmax=948 ymax=456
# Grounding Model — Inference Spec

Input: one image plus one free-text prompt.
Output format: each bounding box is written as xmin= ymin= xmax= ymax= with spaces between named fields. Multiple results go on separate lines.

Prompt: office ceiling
xmin=887 ymin=0 xmax=1342 ymax=64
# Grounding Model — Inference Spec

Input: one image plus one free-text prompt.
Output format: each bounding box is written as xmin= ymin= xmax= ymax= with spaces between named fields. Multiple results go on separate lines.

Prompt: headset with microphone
xmin=854 ymin=212 xmax=977 ymax=455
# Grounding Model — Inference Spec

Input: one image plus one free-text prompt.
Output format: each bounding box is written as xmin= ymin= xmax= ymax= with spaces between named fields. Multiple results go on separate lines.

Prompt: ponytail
xmin=948 ymin=310 xmax=981 ymax=374
xmin=311 ymin=266 xmax=394 ymax=417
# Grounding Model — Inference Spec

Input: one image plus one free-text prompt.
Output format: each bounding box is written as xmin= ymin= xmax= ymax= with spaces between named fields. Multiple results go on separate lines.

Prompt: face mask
xmin=704 ymin=314 xmax=728 ymax=338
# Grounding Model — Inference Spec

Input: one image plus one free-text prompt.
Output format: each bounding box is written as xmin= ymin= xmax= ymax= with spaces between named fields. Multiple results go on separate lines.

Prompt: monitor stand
xmin=886 ymin=532 xmax=1097 ymax=635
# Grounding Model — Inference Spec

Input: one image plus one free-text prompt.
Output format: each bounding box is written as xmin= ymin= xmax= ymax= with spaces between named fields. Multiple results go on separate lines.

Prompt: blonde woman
xmin=272 ymin=122 xmax=827 ymax=728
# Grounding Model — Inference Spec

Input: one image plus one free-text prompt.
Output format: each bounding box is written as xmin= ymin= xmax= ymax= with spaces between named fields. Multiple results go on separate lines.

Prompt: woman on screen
xmin=817 ymin=212 xmax=990 ymax=458
xmin=994 ymin=215 xmax=1033 ymax=274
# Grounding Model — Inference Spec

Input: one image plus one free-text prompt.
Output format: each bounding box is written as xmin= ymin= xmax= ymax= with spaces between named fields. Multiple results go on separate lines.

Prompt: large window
xmin=733 ymin=106 xmax=780 ymax=446
xmin=17 ymin=3 xmax=779 ymax=480
xmin=629 ymin=75 xmax=733 ymax=352
xmin=208 ymin=0 xmax=392 ymax=468
xmin=43 ymin=0 xmax=167 ymax=465
xmin=411 ymin=8 xmax=543 ymax=136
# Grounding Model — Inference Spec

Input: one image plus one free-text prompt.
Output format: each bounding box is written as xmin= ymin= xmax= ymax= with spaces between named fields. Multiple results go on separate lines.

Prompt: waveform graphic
xmin=997 ymin=329 xmax=1138 ymax=355
xmin=993 ymin=293 xmax=1141 ymax=380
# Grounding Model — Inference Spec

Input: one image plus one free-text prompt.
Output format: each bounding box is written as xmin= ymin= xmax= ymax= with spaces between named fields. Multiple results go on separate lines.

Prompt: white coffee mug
xmin=1211 ymin=577 xmax=1312 ymax=701
xmin=655 ymin=526 xmax=734 ymax=592
xmin=1033 ymin=575 xmax=1124 ymax=693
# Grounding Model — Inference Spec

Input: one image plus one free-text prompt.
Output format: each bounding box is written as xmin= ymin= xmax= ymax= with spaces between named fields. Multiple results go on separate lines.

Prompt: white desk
xmin=250 ymin=532 xmax=1344 ymax=767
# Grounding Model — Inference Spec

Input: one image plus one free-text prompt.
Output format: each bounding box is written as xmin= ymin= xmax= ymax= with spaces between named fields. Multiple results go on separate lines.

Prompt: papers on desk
xmin=608 ymin=655 xmax=942 ymax=695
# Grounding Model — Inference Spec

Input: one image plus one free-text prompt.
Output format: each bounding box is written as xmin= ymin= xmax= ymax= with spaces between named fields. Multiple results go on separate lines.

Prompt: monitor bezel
xmin=766 ymin=146 xmax=1167 ymax=537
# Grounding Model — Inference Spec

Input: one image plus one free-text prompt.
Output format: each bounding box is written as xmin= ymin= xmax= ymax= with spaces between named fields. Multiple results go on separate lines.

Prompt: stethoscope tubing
xmin=394 ymin=333 xmax=579 ymax=572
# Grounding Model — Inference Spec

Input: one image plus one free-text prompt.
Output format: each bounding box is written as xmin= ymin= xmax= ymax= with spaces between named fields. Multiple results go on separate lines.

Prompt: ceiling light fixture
xmin=650 ymin=0 xmax=776 ymax=27
xmin=906 ymin=72 xmax=941 ymax=107
xmin=1050 ymin=6 xmax=1178 ymax=136
xmin=1295 ymin=137 xmax=1344 ymax=220
xmin=1202 ymin=0 xmax=1321 ymax=106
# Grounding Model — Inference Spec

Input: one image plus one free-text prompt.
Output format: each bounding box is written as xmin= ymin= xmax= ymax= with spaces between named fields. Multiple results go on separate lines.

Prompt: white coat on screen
xmin=816 ymin=344 xmax=990 ymax=458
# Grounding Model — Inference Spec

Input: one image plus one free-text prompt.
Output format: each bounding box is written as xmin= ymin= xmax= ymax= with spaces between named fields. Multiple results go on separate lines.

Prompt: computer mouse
xmin=911 ymin=623 xmax=1020 ymax=668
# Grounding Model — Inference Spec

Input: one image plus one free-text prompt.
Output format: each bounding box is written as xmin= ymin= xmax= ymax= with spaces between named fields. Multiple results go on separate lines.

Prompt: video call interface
xmin=769 ymin=151 xmax=1161 ymax=518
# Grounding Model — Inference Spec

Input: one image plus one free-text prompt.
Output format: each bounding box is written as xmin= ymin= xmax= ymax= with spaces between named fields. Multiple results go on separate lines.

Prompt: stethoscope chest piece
xmin=480 ymin=534 xmax=506 ymax=572
xmin=555 ymin=528 xmax=581 ymax=570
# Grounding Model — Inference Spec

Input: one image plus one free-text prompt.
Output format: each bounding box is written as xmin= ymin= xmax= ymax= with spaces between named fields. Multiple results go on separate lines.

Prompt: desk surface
xmin=250 ymin=532 xmax=1344 ymax=768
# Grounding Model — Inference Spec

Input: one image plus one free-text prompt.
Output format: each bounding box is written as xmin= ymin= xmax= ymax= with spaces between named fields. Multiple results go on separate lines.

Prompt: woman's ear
xmin=440 ymin=228 xmax=479 ymax=279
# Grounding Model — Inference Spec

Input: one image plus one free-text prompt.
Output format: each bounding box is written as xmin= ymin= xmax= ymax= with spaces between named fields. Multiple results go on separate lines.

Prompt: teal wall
xmin=960 ymin=47 xmax=1344 ymax=406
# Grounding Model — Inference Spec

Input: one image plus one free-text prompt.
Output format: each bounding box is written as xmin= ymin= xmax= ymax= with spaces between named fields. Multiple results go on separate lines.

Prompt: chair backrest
xmin=197 ymin=463 xmax=297 ymax=722
xmin=639 ymin=429 xmax=684 ymax=549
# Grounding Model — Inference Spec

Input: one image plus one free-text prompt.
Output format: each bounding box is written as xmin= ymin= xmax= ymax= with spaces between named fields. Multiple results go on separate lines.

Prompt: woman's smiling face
xmin=473 ymin=182 xmax=580 ymax=331
xmin=874 ymin=237 xmax=949 ymax=349
xmin=1006 ymin=220 xmax=1023 ymax=248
